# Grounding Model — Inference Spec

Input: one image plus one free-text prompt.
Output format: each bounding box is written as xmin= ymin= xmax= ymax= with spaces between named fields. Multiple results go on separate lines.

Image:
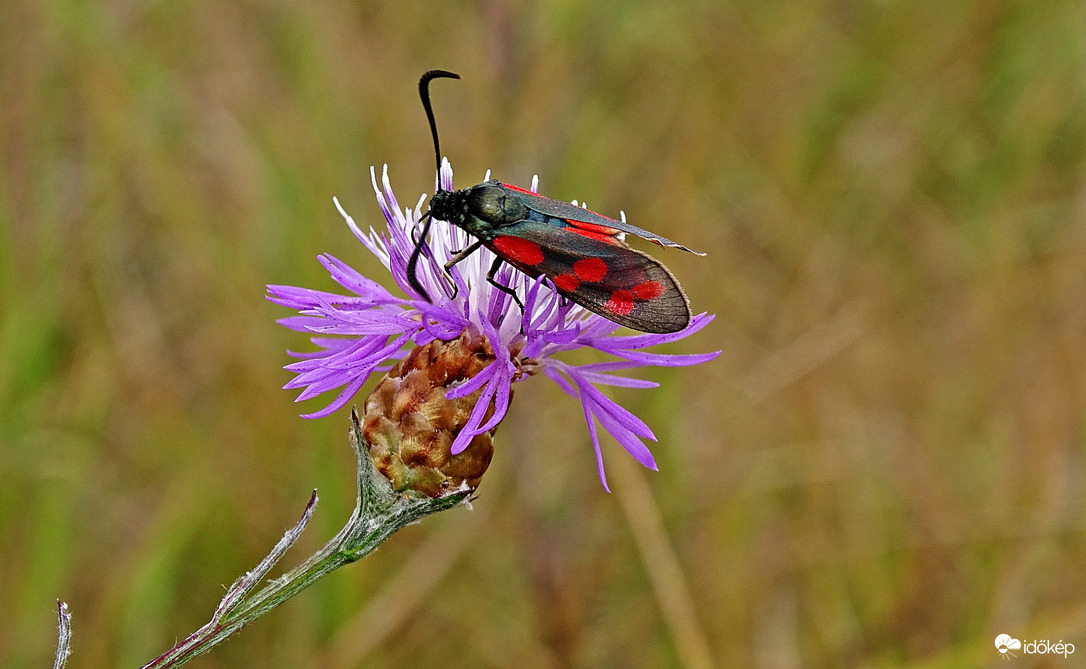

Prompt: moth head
xmin=428 ymin=188 xmax=461 ymax=223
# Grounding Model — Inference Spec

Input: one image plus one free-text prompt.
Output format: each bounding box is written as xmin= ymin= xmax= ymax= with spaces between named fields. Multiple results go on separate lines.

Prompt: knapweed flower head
xmin=267 ymin=160 xmax=719 ymax=492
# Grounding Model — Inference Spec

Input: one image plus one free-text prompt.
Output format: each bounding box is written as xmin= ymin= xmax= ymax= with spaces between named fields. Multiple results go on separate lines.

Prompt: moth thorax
xmin=466 ymin=183 xmax=528 ymax=225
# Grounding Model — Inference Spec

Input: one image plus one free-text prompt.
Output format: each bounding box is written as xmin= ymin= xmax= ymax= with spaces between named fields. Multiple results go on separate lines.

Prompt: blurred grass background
xmin=3 ymin=0 xmax=1086 ymax=667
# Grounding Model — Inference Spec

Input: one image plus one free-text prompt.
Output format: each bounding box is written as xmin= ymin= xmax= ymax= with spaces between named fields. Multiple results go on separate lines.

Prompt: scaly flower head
xmin=267 ymin=160 xmax=718 ymax=492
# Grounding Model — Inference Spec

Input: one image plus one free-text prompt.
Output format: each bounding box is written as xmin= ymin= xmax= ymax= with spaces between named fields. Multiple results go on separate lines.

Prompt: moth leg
xmin=438 ymin=239 xmax=486 ymax=302
xmin=487 ymin=257 xmax=524 ymax=310
xmin=444 ymin=239 xmax=484 ymax=271
xmin=440 ymin=271 xmax=460 ymax=302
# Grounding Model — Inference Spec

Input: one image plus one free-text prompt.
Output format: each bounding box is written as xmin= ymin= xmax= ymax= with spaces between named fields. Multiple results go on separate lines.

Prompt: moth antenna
xmin=406 ymin=213 xmax=434 ymax=302
xmin=411 ymin=69 xmax=459 ymax=303
xmin=419 ymin=70 xmax=460 ymax=173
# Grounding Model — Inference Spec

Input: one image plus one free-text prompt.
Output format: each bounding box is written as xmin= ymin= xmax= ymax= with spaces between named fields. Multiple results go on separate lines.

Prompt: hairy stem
xmin=47 ymin=408 xmax=469 ymax=669
xmin=53 ymin=601 xmax=71 ymax=669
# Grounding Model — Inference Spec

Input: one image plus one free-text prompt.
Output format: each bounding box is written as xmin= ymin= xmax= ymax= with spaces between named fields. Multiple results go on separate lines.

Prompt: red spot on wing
xmin=573 ymin=257 xmax=608 ymax=282
xmin=606 ymin=289 xmax=636 ymax=316
xmin=552 ymin=273 xmax=581 ymax=292
xmin=500 ymin=183 xmax=536 ymax=195
xmin=497 ymin=182 xmax=623 ymax=240
xmin=568 ymin=226 xmax=622 ymax=244
xmin=493 ymin=236 xmax=544 ymax=266
xmin=633 ymin=280 xmax=665 ymax=300
xmin=568 ymin=218 xmax=620 ymax=237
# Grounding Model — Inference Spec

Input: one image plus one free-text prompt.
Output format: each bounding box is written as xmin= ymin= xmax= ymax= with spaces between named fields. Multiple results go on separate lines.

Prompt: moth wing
xmin=500 ymin=183 xmax=705 ymax=255
xmin=486 ymin=217 xmax=692 ymax=334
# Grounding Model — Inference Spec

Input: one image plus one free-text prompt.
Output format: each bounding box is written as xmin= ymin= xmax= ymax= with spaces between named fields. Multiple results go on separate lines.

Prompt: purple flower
xmin=267 ymin=160 xmax=719 ymax=489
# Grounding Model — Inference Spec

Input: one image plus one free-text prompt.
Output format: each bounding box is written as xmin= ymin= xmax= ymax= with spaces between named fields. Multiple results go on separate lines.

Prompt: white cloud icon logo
xmin=995 ymin=634 xmax=1022 ymax=658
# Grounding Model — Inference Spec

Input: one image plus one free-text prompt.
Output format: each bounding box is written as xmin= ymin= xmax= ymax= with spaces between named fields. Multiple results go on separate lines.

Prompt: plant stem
xmin=53 ymin=601 xmax=71 ymax=669
xmin=132 ymin=408 xmax=469 ymax=669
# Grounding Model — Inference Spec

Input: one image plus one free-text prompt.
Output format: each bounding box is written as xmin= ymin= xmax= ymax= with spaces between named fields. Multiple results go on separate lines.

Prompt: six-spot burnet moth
xmin=407 ymin=69 xmax=704 ymax=334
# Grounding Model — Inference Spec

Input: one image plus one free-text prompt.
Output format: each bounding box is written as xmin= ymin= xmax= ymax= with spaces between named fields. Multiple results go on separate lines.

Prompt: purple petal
xmin=577 ymin=381 xmax=657 ymax=441
xmin=580 ymin=392 xmax=611 ymax=492
xmin=477 ymin=361 xmax=513 ymax=432
xmin=543 ymin=365 xmax=577 ymax=396
xmin=588 ymin=312 xmax=717 ymax=350
xmin=603 ymin=350 xmax=722 ymax=367
xmin=445 ymin=359 xmax=499 ymax=399
xmin=319 ymin=254 xmax=398 ymax=300
xmin=276 ymin=315 xmax=335 ymax=333
xmin=299 ymin=372 xmax=369 ymax=419
xmin=450 ymin=373 xmax=500 ymax=454
xmin=573 ymin=371 xmax=659 ymax=389
xmin=589 ymin=397 xmax=658 ymax=470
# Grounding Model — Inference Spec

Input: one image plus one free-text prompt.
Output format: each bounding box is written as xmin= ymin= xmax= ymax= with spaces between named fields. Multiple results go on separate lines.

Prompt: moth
xmin=408 ymin=70 xmax=704 ymax=334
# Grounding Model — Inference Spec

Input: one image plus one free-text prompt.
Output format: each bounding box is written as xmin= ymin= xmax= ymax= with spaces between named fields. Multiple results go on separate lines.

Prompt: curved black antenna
xmin=408 ymin=70 xmax=460 ymax=303
xmin=419 ymin=69 xmax=460 ymax=173
xmin=406 ymin=214 xmax=434 ymax=301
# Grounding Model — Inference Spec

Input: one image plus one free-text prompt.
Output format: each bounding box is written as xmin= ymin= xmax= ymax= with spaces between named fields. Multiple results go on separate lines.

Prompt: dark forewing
xmin=500 ymin=183 xmax=705 ymax=256
xmin=485 ymin=217 xmax=691 ymax=334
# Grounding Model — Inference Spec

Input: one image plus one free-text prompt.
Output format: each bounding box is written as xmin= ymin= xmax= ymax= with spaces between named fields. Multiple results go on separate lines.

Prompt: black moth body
xmin=428 ymin=181 xmax=703 ymax=334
